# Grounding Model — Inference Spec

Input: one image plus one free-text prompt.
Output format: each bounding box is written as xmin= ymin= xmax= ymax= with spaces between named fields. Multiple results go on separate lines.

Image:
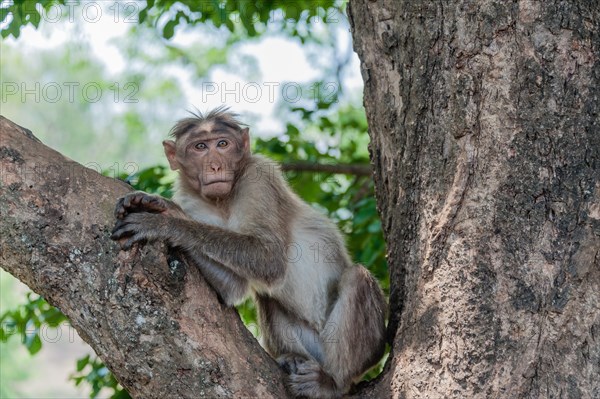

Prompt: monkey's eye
xmin=217 ymin=140 xmax=229 ymax=148
xmin=195 ymin=143 xmax=207 ymax=150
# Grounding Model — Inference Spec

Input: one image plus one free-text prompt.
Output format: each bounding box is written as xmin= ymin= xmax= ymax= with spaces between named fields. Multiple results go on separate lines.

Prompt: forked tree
xmin=1 ymin=1 xmax=599 ymax=398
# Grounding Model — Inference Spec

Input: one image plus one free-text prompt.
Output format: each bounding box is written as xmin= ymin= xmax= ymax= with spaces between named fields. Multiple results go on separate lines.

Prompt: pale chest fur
xmin=174 ymin=192 xmax=244 ymax=231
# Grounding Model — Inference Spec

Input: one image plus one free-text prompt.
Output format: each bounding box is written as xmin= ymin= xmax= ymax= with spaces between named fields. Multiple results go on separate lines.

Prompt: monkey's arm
xmin=184 ymin=252 xmax=250 ymax=306
xmin=111 ymin=213 xmax=286 ymax=284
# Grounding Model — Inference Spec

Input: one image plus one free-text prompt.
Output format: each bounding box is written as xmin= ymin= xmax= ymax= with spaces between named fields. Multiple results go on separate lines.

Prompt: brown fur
xmin=111 ymin=108 xmax=387 ymax=398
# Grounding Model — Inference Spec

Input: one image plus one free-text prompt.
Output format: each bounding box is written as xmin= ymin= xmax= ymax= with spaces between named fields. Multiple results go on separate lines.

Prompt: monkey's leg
xmin=284 ymin=267 xmax=386 ymax=398
xmin=254 ymin=296 xmax=339 ymax=398
xmin=254 ymin=295 xmax=323 ymax=362
xmin=317 ymin=265 xmax=387 ymax=396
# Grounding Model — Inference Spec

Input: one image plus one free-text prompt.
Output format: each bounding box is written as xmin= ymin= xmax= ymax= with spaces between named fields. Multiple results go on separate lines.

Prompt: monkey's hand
xmin=115 ymin=191 xmax=187 ymax=220
xmin=110 ymin=212 xmax=174 ymax=250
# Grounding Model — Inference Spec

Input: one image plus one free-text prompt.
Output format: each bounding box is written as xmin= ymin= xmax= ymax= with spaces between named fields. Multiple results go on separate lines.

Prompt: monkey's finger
xmin=114 ymin=198 xmax=127 ymax=219
xmin=111 ymin=217 xmax=127 ymax=232
xmin=111 ymin=222 xmax=137 ymax=240
xmin=123 ymin=193 xmax=144 ymax=210
xmin=110 ymin=229 xmax=128 ymax=241
xmin=123 ymin=194 xmax=136 ymax=209
xmin=116 ymin=195 xmax=142 ymax=219
xmin=131 ymin=193 xmax=145 ymax=206
xmin=141 ymin=195 xmax=160 ymax=211
xmin=121 ymin=235 xmax=146 ymax=251
xmin=115 ymin=209 xmax=125 ymax=219
xmin=111 ymin=223 xmax=134 ymax=237
xmin=146 ymin=198 xmax=168 ymax=212
xmin=121 ymin=237 xmax=135 ymax=250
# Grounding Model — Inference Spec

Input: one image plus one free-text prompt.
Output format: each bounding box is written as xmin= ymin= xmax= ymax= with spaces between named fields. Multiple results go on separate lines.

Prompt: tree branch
xmin=281 ymin=161 xmax=372 ymax=176
xmin=0 ymin=116 xmax=289 ymax=399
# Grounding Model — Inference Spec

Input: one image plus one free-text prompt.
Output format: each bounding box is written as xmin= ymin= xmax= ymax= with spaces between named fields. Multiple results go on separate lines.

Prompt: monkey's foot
xmin=283 ymin=357 xmax=341 ymax=399
xmin=277 ymin=353 xmax=308 ymax=375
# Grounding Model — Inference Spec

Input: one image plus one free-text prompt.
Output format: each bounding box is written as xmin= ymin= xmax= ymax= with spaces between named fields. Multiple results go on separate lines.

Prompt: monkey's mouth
xmin=203 ymin=179 xmax=232 ymax=185
xmin=201 ymin=178 xmax=234 ymax=199
xmin=201 ymin=171 xmax=234 ymax=186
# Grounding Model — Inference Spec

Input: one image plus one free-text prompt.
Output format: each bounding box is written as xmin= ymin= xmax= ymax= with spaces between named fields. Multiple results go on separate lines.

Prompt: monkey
xmin=111 ymin=107 xmax=386 ymax=398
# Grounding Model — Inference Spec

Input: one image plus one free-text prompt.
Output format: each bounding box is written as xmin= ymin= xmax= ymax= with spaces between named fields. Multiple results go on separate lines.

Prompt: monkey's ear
xmin=240 ymin=127 xmax=250 ymax=153
xmin=162 ymin=140 xmax=180 ymax=171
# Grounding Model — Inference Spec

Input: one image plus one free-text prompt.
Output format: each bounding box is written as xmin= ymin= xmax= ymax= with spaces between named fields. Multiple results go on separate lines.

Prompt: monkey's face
xmin=163 ymin=125 xmax=250 ymax=201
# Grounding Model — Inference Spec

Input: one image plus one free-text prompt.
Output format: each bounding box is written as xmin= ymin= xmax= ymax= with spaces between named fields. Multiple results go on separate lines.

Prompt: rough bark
xmin=0 ymin=116 xmax=288 ymax=398
xmin=349 ymin=0 xmax=599 ymax=398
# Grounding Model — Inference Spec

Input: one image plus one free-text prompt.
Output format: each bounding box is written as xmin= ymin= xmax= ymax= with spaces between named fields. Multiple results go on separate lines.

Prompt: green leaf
xmin=0 ymin=6 xmax=11 ymax=23
xmin=26 ymin=334 xmax=42 ymax=355
xmin=6 ymin=19 xmax=22 ymax=39
xmin=25 ymin=8 xmax=41 ymax=28
xmin=368 ymin=220 xmax=382 ymax=233
xmin=285 ymin=6 xmax=301 ymax=21
xmin=111 ymin=389 xmax=132 ymax=399
xmin=42 ymin=307 xmax=67 ymax=326
xmin=163 ymin=19 xmax=177 ymax=39
xmin=77 ymin=354 xmax=90 ymax=372
xmin=138 ymin=8 xmax=148 ymax=23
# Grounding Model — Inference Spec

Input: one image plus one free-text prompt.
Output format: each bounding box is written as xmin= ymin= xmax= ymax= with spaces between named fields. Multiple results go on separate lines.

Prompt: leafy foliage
xmin=0 ymin=292 xmax=66 ymax=355
xmin=71 ymin=355 xmax=130 ymax=399
xmin=0 ymin=293 xmax=131 ymax=398
xmin=0 ymin=0 xmax=66 ymax=38
xmin=1 ymin=0 xmax=339 ymax=40
xmin=143 ymin=0 xmax=335 ymax=39
xmin=119 ymin=165 xmax=176 ymax=199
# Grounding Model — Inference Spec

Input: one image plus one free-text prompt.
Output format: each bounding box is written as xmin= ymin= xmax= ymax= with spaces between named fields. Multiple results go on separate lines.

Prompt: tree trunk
xmin=349 ymin=0 xmax=599 ymax=398
xmin=0 ymin=116 xmax=288 ymax=398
